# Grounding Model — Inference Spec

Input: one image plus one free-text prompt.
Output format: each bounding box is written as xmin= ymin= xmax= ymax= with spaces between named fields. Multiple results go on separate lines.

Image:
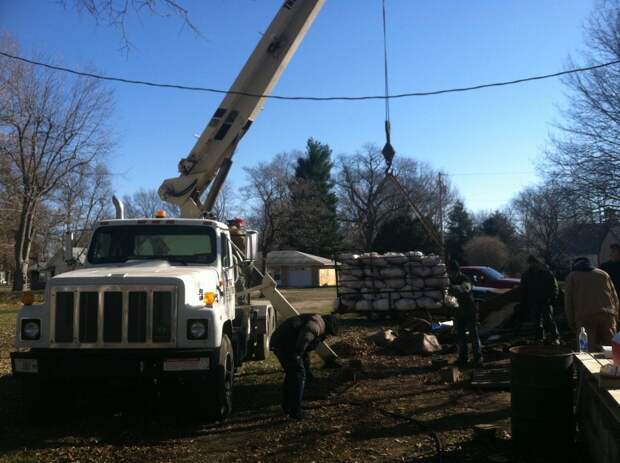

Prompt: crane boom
xmin=158 ymin=0 xmax=325 ymax=218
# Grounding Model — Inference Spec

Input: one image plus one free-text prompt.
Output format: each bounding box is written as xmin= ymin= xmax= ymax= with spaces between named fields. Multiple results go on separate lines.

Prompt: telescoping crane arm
xmin=158 ymin=0 xmax=325 ymax=218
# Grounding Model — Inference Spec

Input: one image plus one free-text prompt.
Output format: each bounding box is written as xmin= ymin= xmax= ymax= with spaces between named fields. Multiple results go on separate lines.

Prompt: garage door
xmin=287 ymin=268 xmax=312 ymax=287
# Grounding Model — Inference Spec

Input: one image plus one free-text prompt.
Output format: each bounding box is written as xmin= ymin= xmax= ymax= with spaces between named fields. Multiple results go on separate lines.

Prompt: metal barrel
xmin=510 ymin=345 xmax=575 ymax=457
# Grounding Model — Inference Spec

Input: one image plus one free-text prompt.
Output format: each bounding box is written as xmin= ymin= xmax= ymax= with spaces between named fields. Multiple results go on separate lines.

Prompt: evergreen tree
xmin=479 ymin=210 xmax=515 ymax=245
xmin=372 ymin=215 xmax=440 ymax=254
xmin=445 ymin=200 xmax=474 ymax=263
xmin=284 ymin=138 xmax=341 ymax=256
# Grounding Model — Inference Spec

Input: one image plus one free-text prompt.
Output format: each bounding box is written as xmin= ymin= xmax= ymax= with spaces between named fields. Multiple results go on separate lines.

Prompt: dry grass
xmin=0 ymin=288 xmax=542 ymax=463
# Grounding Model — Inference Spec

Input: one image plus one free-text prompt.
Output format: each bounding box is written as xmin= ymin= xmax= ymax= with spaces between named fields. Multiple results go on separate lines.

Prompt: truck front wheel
xmin=208 ymin=333 xmax=234 ymax=420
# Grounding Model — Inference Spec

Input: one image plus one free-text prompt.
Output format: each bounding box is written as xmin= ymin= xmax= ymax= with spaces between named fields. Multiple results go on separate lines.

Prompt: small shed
xmin=266 ymin=250 xmax=336 ymax=288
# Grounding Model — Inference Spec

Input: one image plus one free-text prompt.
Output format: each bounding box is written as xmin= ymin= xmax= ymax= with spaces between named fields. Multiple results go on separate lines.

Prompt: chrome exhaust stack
xmin=112 ymin=195 xmax=125 ymax=220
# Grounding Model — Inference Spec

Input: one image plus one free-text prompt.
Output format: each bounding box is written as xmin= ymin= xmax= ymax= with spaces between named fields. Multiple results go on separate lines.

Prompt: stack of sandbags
xmin=337 ymin=251 xmax=458 ymax=312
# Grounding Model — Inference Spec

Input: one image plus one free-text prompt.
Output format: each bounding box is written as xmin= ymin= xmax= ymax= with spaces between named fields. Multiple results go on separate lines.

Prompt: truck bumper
xmin=10 ymin=349 xmax=217 ymax=381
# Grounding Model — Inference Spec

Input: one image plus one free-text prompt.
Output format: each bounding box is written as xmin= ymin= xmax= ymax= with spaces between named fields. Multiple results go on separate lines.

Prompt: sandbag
xmin=431 ymin=264 xmax=447 ymax=276
xmin=364 ymin=278 xmax=386 ymax=289
xmin=364 ymin=267 xmax=382 ymax=278
xmin=337 ymin=250 xmax=449 ymax=312
xmin=367 ymin=329 xmax=397 ymax=347
xmin=424 ymin=290 xmax=444 ymax=300
xmin=408 ymin=277 xmax=425 ymax=290
xmin=380 ymin=267 xmax=405 ymax=278
xmin=373 ymin=298 xmax=391 ymax=311
xmin=355 ymin=300 xmax=373 ymax=311
xmin=425 ymin=277 xmax=450 ymax=288
xmin=359 ymin=252 xmax=387 ymax=267
xmin=406 ymin=251 xmax=424 ymax=261
xmin=395 ymin=298 xmax=417 ymax=311
xmin=385 ymin=278 xmax=406 ymax=289
xmin=341 ymin=279 xmax=364 ymax=289
xmin=392 ymin=331 xmax=442 ymax=355
xmin=339 ymin=253 xmax=360 ymax=265
xmin=417 ymin=297 xmax=443 ymax=310
xmin=384 ymin=252 xmax=408 ymax=265
xmin=422 ymin=255 xmax=441 ymax=266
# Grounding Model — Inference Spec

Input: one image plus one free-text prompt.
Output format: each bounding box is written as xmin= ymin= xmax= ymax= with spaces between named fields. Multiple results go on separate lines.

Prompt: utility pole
xmin=438 ymin=172 xmax=445 ymax=247
xmin=438 ymin=172 xmax=448 ymax=262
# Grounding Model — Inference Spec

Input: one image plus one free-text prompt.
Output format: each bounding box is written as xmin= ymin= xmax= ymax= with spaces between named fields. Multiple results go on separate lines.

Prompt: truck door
xmin=221 ymin=233 xmax=235 ymax=319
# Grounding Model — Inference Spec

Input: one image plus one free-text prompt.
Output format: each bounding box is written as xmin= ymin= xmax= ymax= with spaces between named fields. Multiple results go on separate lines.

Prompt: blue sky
xmin=1 ymin=0 xmax=596 ymax=212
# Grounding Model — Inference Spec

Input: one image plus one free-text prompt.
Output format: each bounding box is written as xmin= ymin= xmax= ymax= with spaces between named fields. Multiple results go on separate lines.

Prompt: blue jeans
xmin=274 ymin=350 xmax=306 ymax=416
xmin=530 ymin=303 xmax=559 ymax=341
xmin=456 ymin=314 xmax=482 ymax=364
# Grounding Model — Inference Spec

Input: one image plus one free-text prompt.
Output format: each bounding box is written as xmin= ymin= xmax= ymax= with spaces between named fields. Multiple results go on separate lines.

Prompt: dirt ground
xmin=0 ymin=288 xmax=584 ymax=462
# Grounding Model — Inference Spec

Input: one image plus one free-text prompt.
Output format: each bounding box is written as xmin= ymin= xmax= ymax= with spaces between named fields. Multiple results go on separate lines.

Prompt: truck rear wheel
xmin=252 ymin=333 xmax=270 ymax=361
xmin=208 ymin=333 xmax=234 ymax=420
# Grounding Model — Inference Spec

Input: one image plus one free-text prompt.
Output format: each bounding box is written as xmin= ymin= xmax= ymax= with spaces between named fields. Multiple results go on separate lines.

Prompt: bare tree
xmin=336 ymin=144 xmax=456 ymax=251
xmin=0 ymin=153 xmax=19 ymax=283
xmin=241 ymin=153 xmax=295 ymax=270
xmin=50 ymin=163 xmax=113 ymax=260
xmin=464 ymin=235 xmax=509 ymax=270
xmin=211 ymin=181 xmax=238 ymax=222
xmin=0 ymin=38 xmax=114 ymax=289
xmin=66 ymin=0 xmax=201 ymax=52
xmin=336 ymin=145 xmax=391 ymax=250
xmin=545 ymin=0 xmax=620 ymax=215
xmin=122 ymin=188 xmax=179 ymax=218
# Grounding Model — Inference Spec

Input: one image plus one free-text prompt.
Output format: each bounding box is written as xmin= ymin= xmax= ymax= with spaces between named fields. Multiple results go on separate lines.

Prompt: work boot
xmin=473 ymin=358 xmax=484 ymax=369
xmin=288 ymin=409 xmax=304 ymax=420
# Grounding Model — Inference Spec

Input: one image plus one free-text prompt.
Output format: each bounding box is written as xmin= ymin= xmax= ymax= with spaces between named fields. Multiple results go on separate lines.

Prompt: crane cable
xmin=381 ymin=0 xmax=396 ymax=171
xmin=378 ymin=1 xmax=443 ymax=252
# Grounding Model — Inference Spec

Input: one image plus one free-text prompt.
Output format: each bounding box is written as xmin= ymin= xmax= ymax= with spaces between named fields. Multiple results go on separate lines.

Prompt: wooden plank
xmin=575 ymin=352 xmax=591 ymax=362
xmin=608 ymin=389 xmax=620 ymax=405
xmin=582 ymin=359 xmax=604 ymax=375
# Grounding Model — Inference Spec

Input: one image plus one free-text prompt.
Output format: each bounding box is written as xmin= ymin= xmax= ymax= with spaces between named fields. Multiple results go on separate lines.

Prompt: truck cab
xmin=11 ymin=216 xmax=276 ymax=419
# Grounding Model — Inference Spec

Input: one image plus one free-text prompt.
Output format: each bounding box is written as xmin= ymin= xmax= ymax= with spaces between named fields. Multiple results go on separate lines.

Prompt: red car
xmin=460 ymin=266 xmax=520 ymax=291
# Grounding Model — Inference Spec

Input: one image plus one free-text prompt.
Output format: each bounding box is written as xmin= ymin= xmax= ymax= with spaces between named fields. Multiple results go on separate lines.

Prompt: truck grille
xmin=51 ymin=286 xmax=177 ymax=347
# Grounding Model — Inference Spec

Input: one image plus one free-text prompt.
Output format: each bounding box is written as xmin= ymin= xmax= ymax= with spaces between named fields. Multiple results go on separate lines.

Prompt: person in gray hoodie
xmin=565 ymin=257 xmax=619 ymax=352
xmin=270 ymin=314 xmax=339 ymax=419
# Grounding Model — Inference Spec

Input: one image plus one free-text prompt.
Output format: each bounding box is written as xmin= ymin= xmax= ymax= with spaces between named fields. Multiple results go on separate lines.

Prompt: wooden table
xmin=574 ymin=352 xmax=620 ymax=463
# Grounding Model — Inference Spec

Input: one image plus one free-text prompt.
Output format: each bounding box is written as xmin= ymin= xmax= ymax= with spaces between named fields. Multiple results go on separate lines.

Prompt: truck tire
xmin=208 ymin=333 xmax=234 ymax=420
xmin=251 ymin=306 xmax=274 ymax=360
xmin=253 ymin=333 xmax=270 ymax=361
xmin=21 ymin=379 xmax=71 ymax=422
xmin=233 ymin=309 xmax=251 ymax=366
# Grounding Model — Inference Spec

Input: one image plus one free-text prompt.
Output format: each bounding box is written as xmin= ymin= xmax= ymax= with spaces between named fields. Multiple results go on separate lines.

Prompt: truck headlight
xmin=21 ymin=319 xmax=41 ymax=340
xmin=187 ymin=319 xmax=207 ymax=340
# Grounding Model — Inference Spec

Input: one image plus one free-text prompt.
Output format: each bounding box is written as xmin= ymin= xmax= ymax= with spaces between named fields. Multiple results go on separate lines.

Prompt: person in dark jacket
xmin=600 ymin=243 xmax=620 ymax=299
xmin=270 ymin=313 xmax=339 ymax=419
xmin=520 ymin=255 xmax=560 ymax=344
xmin=448 ymin=261 xmax=483 ymax=368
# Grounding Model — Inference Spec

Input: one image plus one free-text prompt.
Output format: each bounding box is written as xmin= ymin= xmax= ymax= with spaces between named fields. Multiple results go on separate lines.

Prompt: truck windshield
xmin=87 ymin=225 xmax=217 ymax=265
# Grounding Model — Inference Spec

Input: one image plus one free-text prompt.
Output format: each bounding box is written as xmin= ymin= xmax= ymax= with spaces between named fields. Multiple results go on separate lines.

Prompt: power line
xmin=449 ymin=170 xmax=536 ymax=176
xmin=1 ymin=50 xmax=618 ymax=101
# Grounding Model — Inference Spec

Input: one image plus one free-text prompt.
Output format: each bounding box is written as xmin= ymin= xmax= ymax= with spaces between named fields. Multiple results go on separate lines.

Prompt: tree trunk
xmin=13 ymin=199 xmax=36 ymax=291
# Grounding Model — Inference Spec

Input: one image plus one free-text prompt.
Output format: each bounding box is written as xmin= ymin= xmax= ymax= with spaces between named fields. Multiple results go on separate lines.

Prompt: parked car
xmin=460 ymin=266 xmax=520 ymax=291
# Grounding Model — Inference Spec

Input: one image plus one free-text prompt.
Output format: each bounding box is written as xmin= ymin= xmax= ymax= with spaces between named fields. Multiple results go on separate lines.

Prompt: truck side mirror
xmin=63 ymin=231 xmax=75 ymax=263
xmin=245 ymin=230 xmax=258 ymax=261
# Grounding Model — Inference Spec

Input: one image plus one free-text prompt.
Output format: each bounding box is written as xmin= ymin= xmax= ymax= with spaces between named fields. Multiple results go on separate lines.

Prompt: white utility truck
xmin=11 ymin=0 xmax=335 ymax=420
